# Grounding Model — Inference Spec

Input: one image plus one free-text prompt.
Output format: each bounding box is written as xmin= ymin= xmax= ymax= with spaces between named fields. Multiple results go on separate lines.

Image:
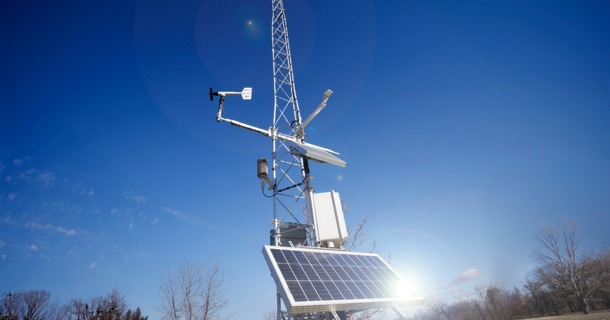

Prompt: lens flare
xmin=394 ymin=279 xmax=418 ymax=298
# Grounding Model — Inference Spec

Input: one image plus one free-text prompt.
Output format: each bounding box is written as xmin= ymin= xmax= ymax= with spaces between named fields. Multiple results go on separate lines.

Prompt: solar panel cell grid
xmin=287 ymin=281 xmax=306 ymax=301
xmin=263 ymin=245 xmax=423 ymax=313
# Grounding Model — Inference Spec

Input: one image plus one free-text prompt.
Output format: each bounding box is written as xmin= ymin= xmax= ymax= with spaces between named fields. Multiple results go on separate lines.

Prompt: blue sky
xmin=2 ymin=0 xmax=610 ymax=318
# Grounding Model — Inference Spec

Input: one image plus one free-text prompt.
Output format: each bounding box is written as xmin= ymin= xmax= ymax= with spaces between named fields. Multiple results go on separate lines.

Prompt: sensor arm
xmin=216 ymin=100 xmax=273 ymax=138
xmin=212 ymin=87 xmax=271 ymax=138
xmin=295 ymin=89 xmax=333 ymax=140
xmin=211 ymin=87 xmax=342 ymax=160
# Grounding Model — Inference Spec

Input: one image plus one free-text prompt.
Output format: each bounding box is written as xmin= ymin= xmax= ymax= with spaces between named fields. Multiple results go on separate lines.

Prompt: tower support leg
xmin=392 ymin=307 xmax=407 ymax=320
xmin=276 ymin=291 xmax=283 ymax=320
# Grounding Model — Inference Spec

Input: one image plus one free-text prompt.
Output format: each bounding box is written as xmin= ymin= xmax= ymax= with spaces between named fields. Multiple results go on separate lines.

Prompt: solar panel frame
xmin=263 ymin=245 xmax=424 ymax=314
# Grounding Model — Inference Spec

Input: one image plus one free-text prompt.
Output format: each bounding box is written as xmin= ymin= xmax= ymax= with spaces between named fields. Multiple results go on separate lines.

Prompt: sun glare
xmin=394 ymin=277 xmax=420 ymax=299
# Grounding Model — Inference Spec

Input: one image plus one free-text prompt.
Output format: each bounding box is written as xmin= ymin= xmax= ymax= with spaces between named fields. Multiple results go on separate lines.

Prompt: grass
xmin=524 ymin=311 xmax=610 ymax=320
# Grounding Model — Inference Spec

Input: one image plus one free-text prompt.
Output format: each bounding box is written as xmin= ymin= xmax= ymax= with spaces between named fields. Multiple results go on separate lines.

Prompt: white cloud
xmin=161 ymin=207 xmax=202 ymax=225
xmin=88 ymin=262 xmax=98 ymax=270
xmin=17 ymin=169 xmax=35 ymax=182
xmin=452 ymin=267 xmax=482 ymax=284
xmin=26 ymin=222 xmax=77 ymax=236
xmin=36 ymin=172 xmax=55 ymax=187
xmin=29 ymin=244 xmax=39 ymax=251
xmin=124 ymin=193 xmax=148 ymax=203
xmin=57 ymin=226 xmax=77 ymax=236
xmin=0 ymin=254 xmax=6 ymax=260
xmin=162 ymin=207 xmax=185 ymax=219
xmin=7 ymin=193 xmax=17 ymax=201
xmin=72 ymin=183 xmax=95 ymax=196
xmin=2 ymin=216 xmax=15 ymax=225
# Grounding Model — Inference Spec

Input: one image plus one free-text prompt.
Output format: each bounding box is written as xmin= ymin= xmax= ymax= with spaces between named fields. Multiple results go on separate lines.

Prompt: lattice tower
xmin=269 ymin=0 xmax=308 ymax=237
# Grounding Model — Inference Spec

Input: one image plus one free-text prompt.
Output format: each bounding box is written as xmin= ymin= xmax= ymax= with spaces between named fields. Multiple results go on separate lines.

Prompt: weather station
xmin=208 ymin=1 xmax=423 ymax=319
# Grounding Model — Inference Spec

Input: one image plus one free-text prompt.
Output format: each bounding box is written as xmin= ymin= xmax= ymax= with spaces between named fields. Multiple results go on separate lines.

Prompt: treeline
xmin=410 ymin=222 xmax=610 ymax=320
xmin=0 ymin=289 xmax=147 ymax=320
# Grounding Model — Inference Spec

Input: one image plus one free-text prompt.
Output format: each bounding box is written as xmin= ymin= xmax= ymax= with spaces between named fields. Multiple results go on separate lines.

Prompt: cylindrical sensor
xmin=257 ymin=158 xmax=268 ymax=179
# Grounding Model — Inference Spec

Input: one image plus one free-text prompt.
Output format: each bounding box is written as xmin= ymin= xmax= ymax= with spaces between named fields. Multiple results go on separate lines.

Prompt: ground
xmin=524 ymin=311 xmax=610 ymax=320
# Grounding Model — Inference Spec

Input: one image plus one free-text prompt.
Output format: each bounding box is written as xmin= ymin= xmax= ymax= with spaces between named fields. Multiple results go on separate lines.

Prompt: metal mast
xmin=209 ymin=3 xmax=420 ymax=320
xmin=211 ymin=0 xmax=344 ymax=248
xmin=269 ymin=0 xmax=308 ymax=245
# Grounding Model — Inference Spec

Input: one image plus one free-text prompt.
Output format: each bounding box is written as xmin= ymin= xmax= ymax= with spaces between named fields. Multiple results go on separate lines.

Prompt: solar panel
xmin=289 ymin=141 xmax=347 ymax=167
xmin=262 ymin=245 xmax=424 ymax=314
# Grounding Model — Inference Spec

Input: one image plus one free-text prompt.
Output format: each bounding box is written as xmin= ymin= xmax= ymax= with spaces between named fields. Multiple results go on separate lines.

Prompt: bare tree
xmin=523 ymin=272 xmax=567 ymax=317
xmin=341 ymin=214 xmax=385 ymax=320
xmin=535 ymin=221 xmax=604 ymax=314
xmin=523 ymin=277 xmax=545 ymax=316
xmin=1 ymin=290 xmax=145 ymax=320
xmin=509 ymin=287 xmax=526 ymax=319
xmin=123 ymin=307 xmax=147 ymax=320
xmin=47 ymin=302 xmax=70 ymax=320
xmin=261 ymin=311 xmax=275 ymax=320
xmin=17 ymin=290 xmax=52 ymax=320
xmin=66 ymin=298 xmax=97 ymax=320
xmin=63 ymin=289 xmax=139 ymax=320
xmin=428 ymin=300 xmax=454 ymax=320
xmin=159 ymin=262 xmax=228 ymax=320
xmin=1 ymin=292 xmax=19 ymax=320
xmin=347 ymin=308 xmax=384 ymax=320
xmin=0 ymin=290 xmax=64 ymax=320
xmin=594 ymin=249 xmax=610 ymax=308
xmin=428 ymin=298 xmax=487 ymax=320
xmin=483 ymin=285 xmax=512 ymax=320
xmin=343 ymin=214 xmax=376 ymax=253
xmin=94 ymin=289 xmax=128 ymax=320
xmin=160 ymin=268 xmax=181 ymax=320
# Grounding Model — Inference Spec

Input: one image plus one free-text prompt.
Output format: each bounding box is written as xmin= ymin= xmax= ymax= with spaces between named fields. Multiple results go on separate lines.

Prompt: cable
xmin=261 ymin=177 xmax=306 ymax=198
